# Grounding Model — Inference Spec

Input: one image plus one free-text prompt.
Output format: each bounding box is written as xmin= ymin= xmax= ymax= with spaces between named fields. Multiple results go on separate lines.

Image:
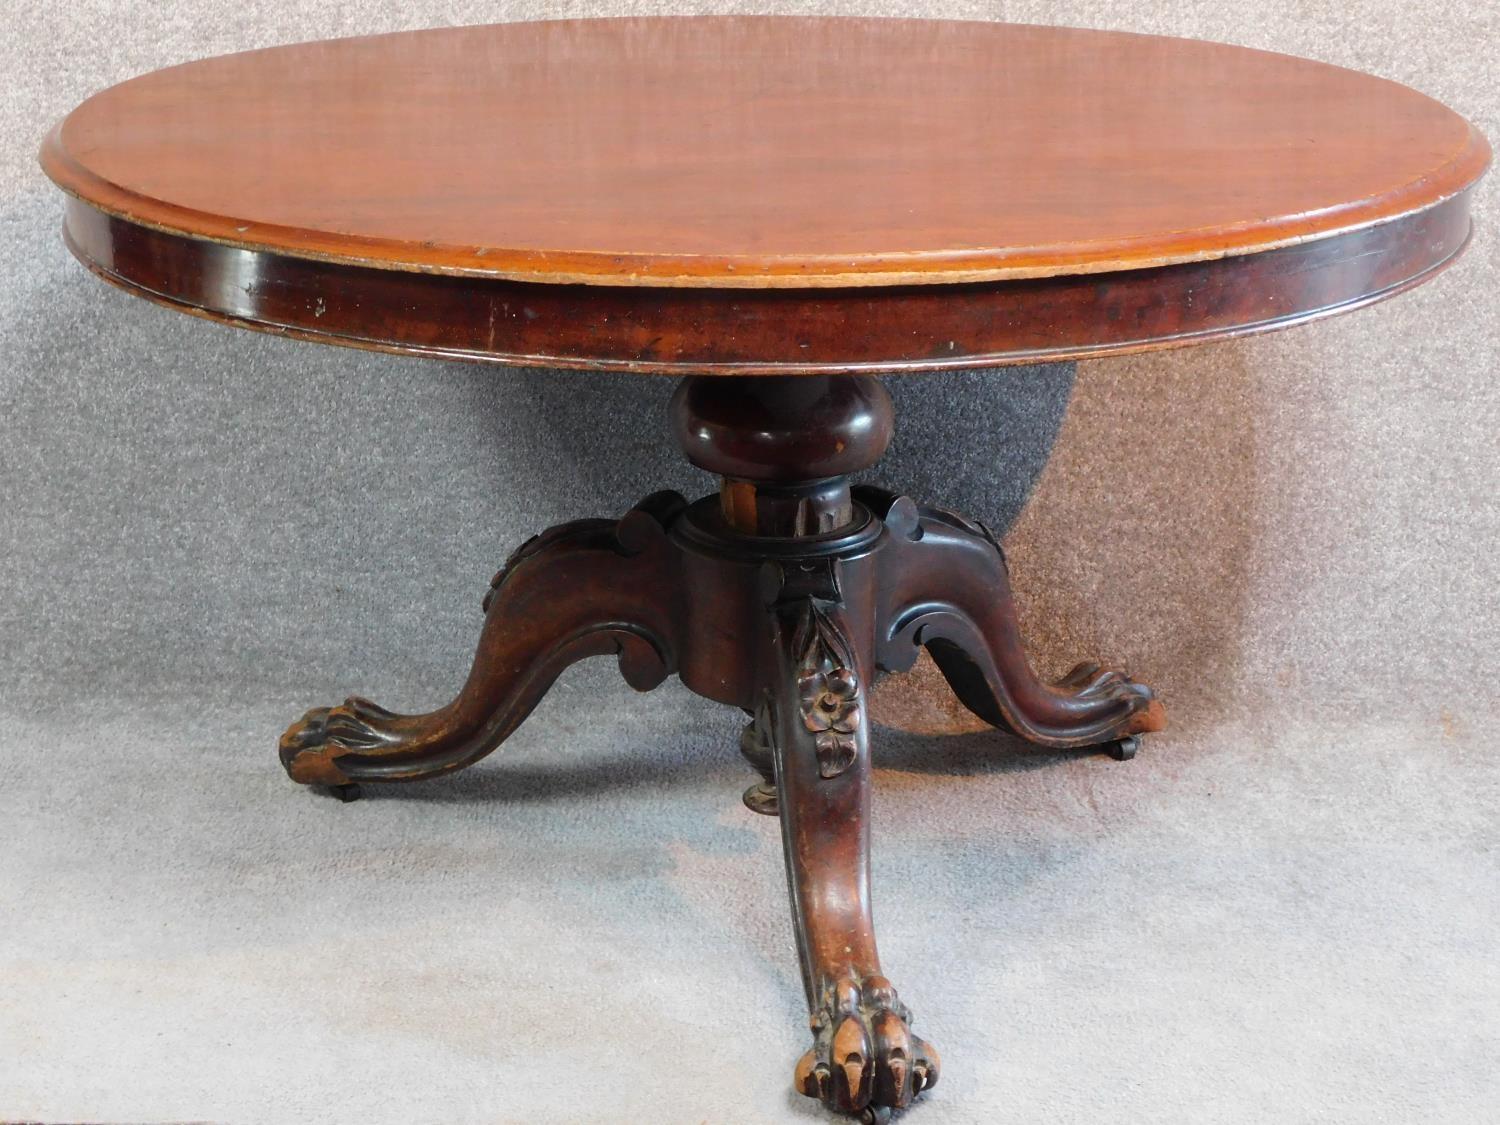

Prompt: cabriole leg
xmin=278 ymin=491 xmax=686 ymax=788
xmin=757 ymin=573 xmax=939 ymax=1119
xmin=861 ymin=486 xmax=1166 ymax=753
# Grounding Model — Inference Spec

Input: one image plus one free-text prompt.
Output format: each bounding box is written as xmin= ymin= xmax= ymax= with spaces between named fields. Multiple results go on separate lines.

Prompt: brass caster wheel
xmin=742 ymin=781 xmax=779 ymax=816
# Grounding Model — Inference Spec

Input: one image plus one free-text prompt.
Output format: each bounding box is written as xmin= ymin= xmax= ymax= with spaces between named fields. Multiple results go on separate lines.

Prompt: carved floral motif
xmin=795 ymin=608 xmax=863 ymax=779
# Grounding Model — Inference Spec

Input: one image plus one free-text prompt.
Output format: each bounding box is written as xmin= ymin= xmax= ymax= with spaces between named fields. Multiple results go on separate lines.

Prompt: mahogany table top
xmin=42 ymin=17 xmax=1489 ymax=373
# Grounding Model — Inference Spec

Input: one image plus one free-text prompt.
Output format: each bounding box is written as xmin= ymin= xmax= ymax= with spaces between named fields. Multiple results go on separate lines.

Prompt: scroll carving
xmin=278 ymin=493 xmax=685 ymax=787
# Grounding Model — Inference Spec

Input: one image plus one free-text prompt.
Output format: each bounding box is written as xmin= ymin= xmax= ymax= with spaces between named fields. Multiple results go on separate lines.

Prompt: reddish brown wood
xmin=671 ymin=375 xmax=893 ymax=533
xmin=53 ymin=191 xmax=1478 ymax=373
xmin=41 ymin=18 xmax=1488 ymax=373
xmin=761 ymin=591 xmax=940 ymax=1115
xmin=279 ymin=492 xmax=687 ymax=786
xmin=275 ymin=377 xmax=1162 ymax=1117
xmin=40 ymin=18 xmax=1488 ymax=288
xmin=861 ymin=486 xmax=1166 ymax=748
xmin=44 ymin=17 xmax=1488 ymax=1120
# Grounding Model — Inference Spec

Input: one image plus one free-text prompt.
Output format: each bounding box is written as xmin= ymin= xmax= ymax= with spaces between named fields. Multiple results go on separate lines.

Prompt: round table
xmin=42 ymin=17 xmax=1488 ymax=1121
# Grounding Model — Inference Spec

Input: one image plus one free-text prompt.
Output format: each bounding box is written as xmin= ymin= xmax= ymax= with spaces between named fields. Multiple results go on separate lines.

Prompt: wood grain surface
xmin=42 ymin=17 xmax=1488 ymax=288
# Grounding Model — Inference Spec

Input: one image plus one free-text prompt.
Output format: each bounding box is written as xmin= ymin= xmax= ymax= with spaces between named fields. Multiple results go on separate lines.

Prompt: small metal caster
xmin=1103 ymin=735 xmax=1141 ymax=762
xmin=323 ymin=783 xmax=363 ymax=802
xmin=742 ymin=781 xmax=779 ymax=816
xmin=859 ymin=1107 xmax=893 ymax=1125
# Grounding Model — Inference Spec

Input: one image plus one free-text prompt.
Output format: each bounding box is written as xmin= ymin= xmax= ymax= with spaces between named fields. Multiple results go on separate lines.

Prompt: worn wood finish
xmin=861 ymin=486 xmax=1166 ymax=747
xmin=671 ymin=375 xmax=894 ymax=534
xmin=41 ymin=18 xmax=1488 ymax=288
xmin=761 ymin=593 xmax=940 ymax=1115
xmin=277 ymin=376 xmax=1163 ymax=1118
xmin=279 ymin=492 xmax=687 ymax=786
xmin=44 ymin=17 xmax=1488 ymax=1120
xmin=42 ymin=18 xmax=1488 ymax=373
xmin=54 ymin=190 xmax=1477 ymax=373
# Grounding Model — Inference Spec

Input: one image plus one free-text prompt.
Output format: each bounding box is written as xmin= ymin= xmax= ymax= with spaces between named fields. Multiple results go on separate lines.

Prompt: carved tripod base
xmin=279 ymin=375 xmax=1165 ymax=1120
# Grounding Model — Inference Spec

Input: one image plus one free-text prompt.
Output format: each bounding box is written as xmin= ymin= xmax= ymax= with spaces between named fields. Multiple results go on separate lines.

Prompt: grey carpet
xmin=2 ymin=3 xmax=1496 ymax=1123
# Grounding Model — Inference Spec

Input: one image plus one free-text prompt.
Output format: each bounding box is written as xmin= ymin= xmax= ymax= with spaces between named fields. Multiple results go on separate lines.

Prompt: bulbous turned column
xmin=669 ymin=375 xmax=894 ymax=537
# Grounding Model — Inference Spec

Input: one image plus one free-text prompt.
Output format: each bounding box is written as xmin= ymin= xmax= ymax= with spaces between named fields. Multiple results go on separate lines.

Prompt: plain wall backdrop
xmin=2 ymin=3 xmax=1496 ymax=1123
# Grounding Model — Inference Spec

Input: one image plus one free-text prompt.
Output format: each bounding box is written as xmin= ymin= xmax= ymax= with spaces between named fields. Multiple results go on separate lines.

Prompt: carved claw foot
xmin=280 ymin=697 xmax=409 ymax=785
xmin=794 ymin=976 xmax=940 ymax=1116
xmin=278 ymin=493 xmax=686 ymax=791
xmin=263 ymin=371 xmax=1181 ymax=1118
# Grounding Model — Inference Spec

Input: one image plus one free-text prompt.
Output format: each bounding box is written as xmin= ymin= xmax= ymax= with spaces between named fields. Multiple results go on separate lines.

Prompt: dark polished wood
xmin=762 ymin=593 xmax=939 ymax=1114
xmin=280 ymin=492 xmax=687 ymax=786
xmin=41 ymin=17 xmax=1488 ymax=1121
xmin=54 ymin=192 xmax=1478 ymax=374
xmin=43 ymin=18 xmax=1488 ymax=373
xmin=273 ymin=376 xmax=1163 ymax=1119
xmin=671 ymin=375 xmax=894 ymax=534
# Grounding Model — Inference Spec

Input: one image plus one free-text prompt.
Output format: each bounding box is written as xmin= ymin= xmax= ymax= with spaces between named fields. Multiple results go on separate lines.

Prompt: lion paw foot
xmin=794 ymin=975 xmax=939 ymax=1115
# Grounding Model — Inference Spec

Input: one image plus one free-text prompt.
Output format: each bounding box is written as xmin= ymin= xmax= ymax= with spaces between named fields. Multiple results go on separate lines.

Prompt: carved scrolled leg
xmin=278 ymin=491 xmax=687 ymax=787
xmin=860 ymin=486 xmax=1166 ymax=750
xmin=761 ymin=567 xmax=939 ymax=1118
